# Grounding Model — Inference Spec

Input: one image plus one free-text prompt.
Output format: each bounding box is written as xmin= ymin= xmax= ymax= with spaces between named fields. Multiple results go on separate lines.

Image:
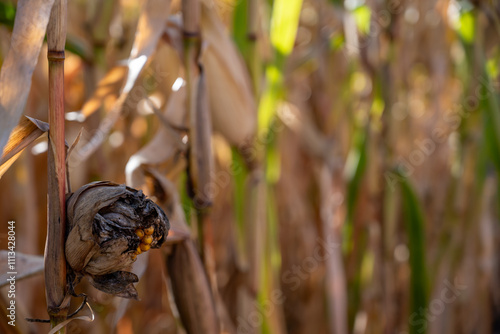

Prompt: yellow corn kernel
xmin=135 ymin=229 xmax=145 ymax=238
xmin=143 ymin=235 xmax=153 ymax=245
xmin=144 ymin=226 xmax=154 ymax=235
xmin=140 ymin=243 xmax=151 ymax=252
xmin=131 ymin=253 xmax=137 ymax=260
xmin=136 ymin=246 xmax=142 ymax=255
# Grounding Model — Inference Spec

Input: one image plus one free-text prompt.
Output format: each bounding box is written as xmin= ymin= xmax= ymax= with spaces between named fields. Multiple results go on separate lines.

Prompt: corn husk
xmin=163 ymin=5 xmax=256 ymax=148
xmin=65 ymin=181 xmax=169 ymax=299
xmin=200 ymin=2 xmax=256 ymax=147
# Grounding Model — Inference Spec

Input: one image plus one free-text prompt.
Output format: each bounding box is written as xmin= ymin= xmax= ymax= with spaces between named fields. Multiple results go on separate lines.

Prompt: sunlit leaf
xmin=258 ymin=65 xmax=283 ymax=136
xmin=352 ymin=5 xmax=371 ymax=35
xmin=77 ymin=66 xmax=127 ymax=119
xmin=457 ymin=10 xmax=475 ymax=44
xmin=0 ymin=116 xmax=49 ymax=178
xmin=270 ymin=0 xmax=303 ymax=56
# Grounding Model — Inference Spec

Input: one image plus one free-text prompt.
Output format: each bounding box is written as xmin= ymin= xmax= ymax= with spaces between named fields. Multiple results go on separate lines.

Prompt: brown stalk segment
xmin=45 ymin=0 xmax=69 ymax=330
xmin=182 ymin=0 xmax=200 ymax=36
xmin=182 ymin=0 xmax=201 ymax=116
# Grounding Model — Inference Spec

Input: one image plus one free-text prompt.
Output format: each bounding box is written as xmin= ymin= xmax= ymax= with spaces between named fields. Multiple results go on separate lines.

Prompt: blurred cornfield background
xmin=0 ymin=0 xmax=500 ymax=333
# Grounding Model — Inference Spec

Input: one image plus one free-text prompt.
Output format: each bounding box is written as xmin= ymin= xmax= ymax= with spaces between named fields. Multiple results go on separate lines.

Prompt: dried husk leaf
xmin=200 ymin=2 xmax=256 ymax=147
xmin=143 ymin=168 xmax=191 ymax=244
xmin=167 ymin=240 xmax=219 ymax=334
xmin=188 ymin=67 xmax=214 ymax=208
xmin=125 ymin=87 xmax=186 ymax=189
xmin=163 ymin=6 xmax=256 ymax=148
xmin=65 ymin=181 xmax=169 ymax=299
xmin=0 ymin=116 xmax=48 ymax=178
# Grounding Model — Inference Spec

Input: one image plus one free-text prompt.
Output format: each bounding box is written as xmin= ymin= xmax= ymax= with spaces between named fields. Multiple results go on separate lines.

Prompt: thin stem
xmin=45 ymin=0 xmax=69 ymax=331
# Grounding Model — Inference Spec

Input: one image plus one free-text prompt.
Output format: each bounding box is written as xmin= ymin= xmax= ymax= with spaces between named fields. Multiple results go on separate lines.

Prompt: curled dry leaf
xmin=65 ymin=181 xmax=169 ymax=299
xmin=0 ymin=116 xmax=49 ymax=178
xmin=125 ymin=87 xmax=186 ymax=189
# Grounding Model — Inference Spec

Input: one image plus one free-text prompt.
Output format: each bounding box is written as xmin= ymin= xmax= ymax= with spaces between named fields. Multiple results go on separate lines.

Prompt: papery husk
xmin=125 ymin=87 xmax=186 ymax=189
xmin=200 ymin=2 xmax=256 ymax=148
xmin=65 ymin=181 xmax=169 ymax=299
xmin=163 ymin=5 xmax=256 ymax=148
xmin=167 ymin=239 xmax=219 ymax=334
xmin=188 ymin=67 xmax=214 ymax=208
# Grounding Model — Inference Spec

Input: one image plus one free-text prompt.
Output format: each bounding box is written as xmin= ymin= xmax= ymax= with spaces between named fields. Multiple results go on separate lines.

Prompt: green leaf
xmin=258 ymin=65 xmax=283 ymax=136
xmin=457 ymin=10 xmax=475 ymax=44
xmin=480 ymin=69 xmax=500 ymax=172
xmin=352 ymin=5 xmax=371 ymax=35
xmin=398 ymin=175 xmax=428 ymax=334
xmin=232 ymin=0 xmax=248 ymax=55
xmin=0 ymin=1 xmax=16 ymax=27
xmin=270 ymin=0 xmax=303 ymax=56
xmin=231 ymin=148 xmax=248 ymax=255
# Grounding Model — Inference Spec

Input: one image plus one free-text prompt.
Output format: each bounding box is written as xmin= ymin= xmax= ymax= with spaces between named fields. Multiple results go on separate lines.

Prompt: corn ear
xmin=200 ymin=2 xmax=256 ymax=147
xmin=65 ymin=181 xmax=169 ymax=299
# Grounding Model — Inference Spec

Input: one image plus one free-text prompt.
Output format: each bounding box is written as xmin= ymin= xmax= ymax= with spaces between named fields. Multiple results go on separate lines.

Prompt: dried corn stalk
xmin=65 ymin=181 xmax=169 ymax=299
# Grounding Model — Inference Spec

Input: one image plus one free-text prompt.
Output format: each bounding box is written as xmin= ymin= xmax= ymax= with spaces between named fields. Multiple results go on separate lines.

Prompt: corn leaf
xmin=0 ymin=251 xmax=44 ymax=287
xmin=0 ymin=116 xmax=49 ymax=178
xmin=399 ymin=175 xmax=428 ymax=334
xmin=201 ymin=2 xmax=256 ymax=147
xmin=0 ymin=0 xmax=55 ymax=157
xmin=270 ymin=0 xmax=303 ymax=56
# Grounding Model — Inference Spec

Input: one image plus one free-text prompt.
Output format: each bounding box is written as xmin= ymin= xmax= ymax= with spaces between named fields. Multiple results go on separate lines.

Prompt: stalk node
xmin=47 ymin=50 xmax=66 ymax=61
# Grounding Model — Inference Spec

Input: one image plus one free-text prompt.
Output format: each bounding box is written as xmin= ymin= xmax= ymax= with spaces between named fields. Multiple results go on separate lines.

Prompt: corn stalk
xmin=45 ymin=0 xmax=69 ymax=331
